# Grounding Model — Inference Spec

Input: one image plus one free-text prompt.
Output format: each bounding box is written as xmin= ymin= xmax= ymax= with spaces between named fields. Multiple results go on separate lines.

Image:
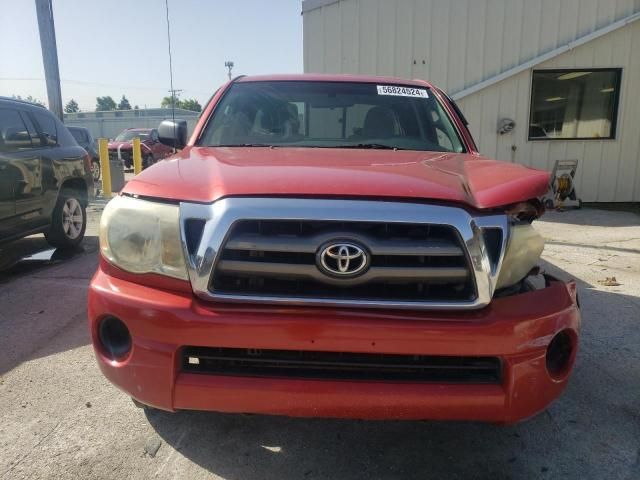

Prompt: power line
xmin=0 ymin=77 xmax=211 ymax=96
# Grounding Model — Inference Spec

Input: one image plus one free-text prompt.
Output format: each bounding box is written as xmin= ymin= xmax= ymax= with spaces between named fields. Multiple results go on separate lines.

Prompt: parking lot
xmin=0 ymin=204 xmax=639 ymax=480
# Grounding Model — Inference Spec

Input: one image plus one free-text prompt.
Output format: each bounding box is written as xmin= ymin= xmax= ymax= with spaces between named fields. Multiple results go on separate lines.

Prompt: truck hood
xmin=108 ymin=141 xmax=132 ymax=150
xmin=123 ymin=146 xmax=550 ymax=210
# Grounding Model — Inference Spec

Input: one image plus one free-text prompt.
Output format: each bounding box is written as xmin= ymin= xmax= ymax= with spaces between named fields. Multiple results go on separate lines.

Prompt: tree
xmin=64 ymin=99 xmax=80 ymax=113
xmin=12 ymin=94 xmax=45 ymax=106
xmin=161 ymin=94 xmax=180 ymax=109
xmin=96 ymin=96 xmax=116 ymax=111
xmin=160 ymin=96 xmax=202 ymax=112
xmin=117 ymin=95 xmax=132 ymax=110
xmin=180 ymin=98 xmax=202 ymax=112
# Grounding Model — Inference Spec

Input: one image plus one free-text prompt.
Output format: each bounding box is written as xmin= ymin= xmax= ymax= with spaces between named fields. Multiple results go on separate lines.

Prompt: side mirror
xmin=158 ymin=120 xmax=188 ymax=149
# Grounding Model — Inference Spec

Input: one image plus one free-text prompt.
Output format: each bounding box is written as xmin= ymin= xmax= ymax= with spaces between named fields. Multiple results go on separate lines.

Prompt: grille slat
xmin=210 ymin=220 xmax=475 ymax=302
xmin=217 ymin=260 xmax=468 ymax=286
xmin=181 ymin=347 xmax=502 ymax=384
xmin=225 ymin=233 xmax=464 ymax=256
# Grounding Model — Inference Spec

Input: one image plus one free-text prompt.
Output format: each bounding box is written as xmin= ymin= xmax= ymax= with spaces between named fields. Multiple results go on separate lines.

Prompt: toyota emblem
xmin=317 ymin=241 xmax=369 ymax=277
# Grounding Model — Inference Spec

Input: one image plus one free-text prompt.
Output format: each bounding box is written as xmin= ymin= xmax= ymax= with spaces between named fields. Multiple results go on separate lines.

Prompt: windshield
xmin=69 ymin=128 xmax=87 ymax=143
xmin=115 ymin=130 xmax=149 ymax=142
xmin=199 ymin=81 xmax=465 ymax=152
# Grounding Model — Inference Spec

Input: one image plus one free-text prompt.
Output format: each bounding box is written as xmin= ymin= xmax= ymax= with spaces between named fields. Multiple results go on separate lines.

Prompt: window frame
xmin=29 ymin=109 xmax=60 ymax=147
xmin=528 ymin=68 xmax=622 ymax=142
xmin=0 ymin=107 xmax=35 ymax=152
xmin=19 ymin=111 xmax=40 ymax=148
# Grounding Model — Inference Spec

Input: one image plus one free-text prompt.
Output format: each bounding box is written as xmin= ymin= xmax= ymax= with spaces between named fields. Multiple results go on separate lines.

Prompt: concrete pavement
xmin=0 ymin=205 xmax=638 ymax=479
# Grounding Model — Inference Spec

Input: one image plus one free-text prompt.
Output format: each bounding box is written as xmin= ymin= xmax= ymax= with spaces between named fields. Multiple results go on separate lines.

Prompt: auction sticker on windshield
xmin=376 ymin=85 xmax=429 ymax=98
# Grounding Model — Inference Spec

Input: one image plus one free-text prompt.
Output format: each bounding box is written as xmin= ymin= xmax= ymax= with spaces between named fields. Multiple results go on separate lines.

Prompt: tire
xmin=143 ymin=154 xmax=154 ymax=169
xmin=131 ymin=398 xmax=154 ymax=410
xmin=91 ymin=159 xmax=101 ymax=181
xmin=45 ymin=189 xmax=87 ymax=249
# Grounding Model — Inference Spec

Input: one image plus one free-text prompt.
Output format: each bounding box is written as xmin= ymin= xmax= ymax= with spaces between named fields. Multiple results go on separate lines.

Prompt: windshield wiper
xmin=334 ymin=143 xmax=405 ymax=150
xmin=212 ymin=143 xmax=276 ymax=147
xmin=210 ymin=143 xmax=405 ymax=150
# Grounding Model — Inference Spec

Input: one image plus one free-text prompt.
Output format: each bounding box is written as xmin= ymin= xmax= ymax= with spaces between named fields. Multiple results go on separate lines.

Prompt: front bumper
xmin=88 ymin=269 xmax=580 ymax=423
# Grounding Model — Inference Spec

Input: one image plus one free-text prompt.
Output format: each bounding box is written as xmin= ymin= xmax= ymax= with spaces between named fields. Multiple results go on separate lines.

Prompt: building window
xmin=529 ymin=69 xmax=621 ymax=140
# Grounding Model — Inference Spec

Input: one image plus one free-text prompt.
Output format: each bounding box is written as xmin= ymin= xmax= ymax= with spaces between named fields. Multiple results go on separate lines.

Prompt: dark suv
xmin=68 ymin=126 xmax=100 ymax=181
xmin=0 ymin=97 xmax=94 ymax=248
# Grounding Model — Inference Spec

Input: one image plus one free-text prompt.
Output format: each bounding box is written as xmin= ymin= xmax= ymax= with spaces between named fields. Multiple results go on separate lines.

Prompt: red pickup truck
xmin=89 ymin=74 xmax=580 ymax=423
xmin=108 ymin=128 xmax=173 ymax=169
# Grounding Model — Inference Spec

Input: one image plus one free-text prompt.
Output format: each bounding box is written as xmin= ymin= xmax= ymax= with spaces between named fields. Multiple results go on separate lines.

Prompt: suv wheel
xmin=45 ymin=189 xmax=87 ymax=249
xmin=91 ymin=159 xmax=101 ymax=181
xmin=143 ymin=153 xmax=154 ymax=169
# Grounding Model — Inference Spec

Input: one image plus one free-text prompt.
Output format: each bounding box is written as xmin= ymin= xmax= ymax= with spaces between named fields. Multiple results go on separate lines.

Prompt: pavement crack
xmin=545 ymin=240 xmax=640 ymax=255
xmin=1 ymin=422 xmax=60 ymax=478
xmin=610 ymin=237 xmax=640 ymax=244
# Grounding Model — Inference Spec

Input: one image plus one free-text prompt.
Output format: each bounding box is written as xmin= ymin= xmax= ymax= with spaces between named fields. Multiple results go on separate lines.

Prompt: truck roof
xmin=237 ymin=74 xmax=433 ymax=89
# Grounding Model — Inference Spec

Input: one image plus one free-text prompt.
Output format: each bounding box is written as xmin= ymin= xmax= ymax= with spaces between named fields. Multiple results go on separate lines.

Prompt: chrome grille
xmin=179 ymin=198 xmax=509 ymax=311
xmin=211 ymin=220 xmax=476 ymax=302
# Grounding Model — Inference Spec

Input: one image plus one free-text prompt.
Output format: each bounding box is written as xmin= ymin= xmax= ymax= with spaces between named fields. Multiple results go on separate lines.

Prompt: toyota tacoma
xmin=89 ymin=75 xmax=580 ymax=423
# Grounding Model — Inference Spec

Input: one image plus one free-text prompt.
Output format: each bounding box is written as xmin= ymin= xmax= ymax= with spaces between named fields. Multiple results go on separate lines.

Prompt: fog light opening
xmin=98 ymin=316 xmax=132 ymax=361
xmin=546 ymin=329 xmax=574 ymax=379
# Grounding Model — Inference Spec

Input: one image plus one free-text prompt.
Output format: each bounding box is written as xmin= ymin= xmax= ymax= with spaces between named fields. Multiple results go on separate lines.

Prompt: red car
xmin=89 ymin=75 xmax=580 ymax=423
xmin=108 ymin=128 xmax=173 ymax=169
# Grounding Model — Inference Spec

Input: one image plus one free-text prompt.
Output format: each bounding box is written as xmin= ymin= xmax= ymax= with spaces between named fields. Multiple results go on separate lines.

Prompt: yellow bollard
xmin=132 ymin=137 xmax=143 ymax=175
xmin=99 ymin=138 xmax=112 ymax=199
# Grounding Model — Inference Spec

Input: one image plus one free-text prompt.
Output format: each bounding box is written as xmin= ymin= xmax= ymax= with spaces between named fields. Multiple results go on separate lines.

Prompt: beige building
xmin=302 ymin=0 xmax=640 ymax=202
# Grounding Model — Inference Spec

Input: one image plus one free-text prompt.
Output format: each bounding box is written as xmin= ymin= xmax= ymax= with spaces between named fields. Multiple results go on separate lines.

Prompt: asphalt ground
xmin=0 ymin=204 xmax=638 ymax=480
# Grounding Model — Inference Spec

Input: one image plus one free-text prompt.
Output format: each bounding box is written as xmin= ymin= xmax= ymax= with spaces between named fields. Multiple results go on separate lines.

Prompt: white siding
xmin=303 ymin=0 xmax=640 ymax=201
xmin=455 ymin=20 xmax=640 ymax=202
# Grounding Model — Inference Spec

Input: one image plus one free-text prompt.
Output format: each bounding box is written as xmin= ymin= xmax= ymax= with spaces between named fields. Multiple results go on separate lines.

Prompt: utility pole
xmin=167 ymin=88 xmax=182 ymax=110
xmin=225 ymin=61 xmax=234 ymax=80
xmin=35 ymin=0 xmax=63 ymax=120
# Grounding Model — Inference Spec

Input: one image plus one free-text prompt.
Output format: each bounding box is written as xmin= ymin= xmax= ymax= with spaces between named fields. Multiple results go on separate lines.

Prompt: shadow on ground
xmin=0 ymin=234 xmax=97 ymax=280
xmin=145 ymin=259 xmax=640 ymax=480
xmin=0 ymin=235 xmax=98 ymax=375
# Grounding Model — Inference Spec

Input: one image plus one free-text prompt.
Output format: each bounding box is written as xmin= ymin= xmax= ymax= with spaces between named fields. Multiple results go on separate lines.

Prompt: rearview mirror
xmin=158 ymin=119 xmax=188 ymax=149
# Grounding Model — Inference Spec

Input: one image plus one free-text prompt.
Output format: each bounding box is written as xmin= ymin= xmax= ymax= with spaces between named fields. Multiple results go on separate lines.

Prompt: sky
xmin=0 ymin=0 xmax=303 ymax=111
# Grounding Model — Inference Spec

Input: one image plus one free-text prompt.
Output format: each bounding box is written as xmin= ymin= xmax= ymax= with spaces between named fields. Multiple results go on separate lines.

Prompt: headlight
xmin=495 ymin=223 xmax=544 ymax=290
xmin=99 ymin=195 xmax=187 ymax=280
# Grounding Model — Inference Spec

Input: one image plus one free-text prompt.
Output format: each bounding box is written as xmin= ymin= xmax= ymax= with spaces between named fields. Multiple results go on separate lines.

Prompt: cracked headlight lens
xmin=99 ymin=195 xmax=187 ymax=280
xmin=495 ymin=223 xmax=544 ymax=290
